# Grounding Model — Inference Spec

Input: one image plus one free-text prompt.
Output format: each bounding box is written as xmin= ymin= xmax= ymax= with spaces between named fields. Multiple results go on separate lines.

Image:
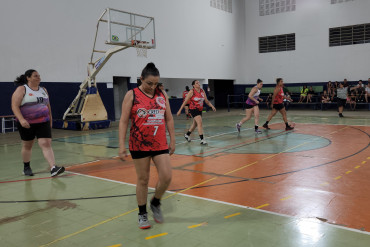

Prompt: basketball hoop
xmin=132 ymin=40 xmax=149 ymax=58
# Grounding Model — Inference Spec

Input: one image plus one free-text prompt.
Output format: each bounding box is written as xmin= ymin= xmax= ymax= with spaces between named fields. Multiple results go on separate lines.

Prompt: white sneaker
xmin=184 ymin=134 xmax=191 ymax=142
xmin=200 ymin=139 xmax=207 ymax=145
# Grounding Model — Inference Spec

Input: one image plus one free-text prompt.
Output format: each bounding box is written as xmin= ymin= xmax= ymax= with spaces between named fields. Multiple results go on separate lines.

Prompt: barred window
xmin=329 ymin=23 xmax=370 ymax=47
xmin=259 ymin=33 xmax=295 ymax=53
xmin=210 ymin=0 xmax=232 ymax=13
xmin=259 ymin=0 xmax=296 ymax=16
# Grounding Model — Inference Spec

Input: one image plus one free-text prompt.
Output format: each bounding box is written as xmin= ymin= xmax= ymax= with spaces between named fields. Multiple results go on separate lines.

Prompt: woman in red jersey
xmin=262 ymin=78 xmax=294 ymax=131
xmin=118 ymin=63 xmax=175 ymax=229
xmin=182 ymin=86 xmax=191 ymax=119
xmin=176 ymin=80 xmax=216 ymax=145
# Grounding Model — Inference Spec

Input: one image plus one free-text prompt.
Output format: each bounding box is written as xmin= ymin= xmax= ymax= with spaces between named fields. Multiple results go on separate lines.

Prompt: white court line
xmin=67 ymin=170 xmax=370 ymax=236
xmin=294 ymin=122 xmax=370 ymax=127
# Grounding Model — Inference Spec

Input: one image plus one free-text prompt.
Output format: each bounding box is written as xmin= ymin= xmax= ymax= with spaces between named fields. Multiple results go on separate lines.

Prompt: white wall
xmin=243 ymin=0 xmax=370 ymax=84
xmin=0 ymin=0 xmax=246 ymax=84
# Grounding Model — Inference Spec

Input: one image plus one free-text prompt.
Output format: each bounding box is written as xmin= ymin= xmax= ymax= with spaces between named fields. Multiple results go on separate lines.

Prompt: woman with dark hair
xmin=11 ymin=70 xmax=65 ymax=177
xmin=336 ymin=82 xmax=348 ymax=117
xmin=236 ymin=79 xmax=264 ymax=134
xmin=262 ymin=78 xmax=294 ymax=131
xmin=118 ymin=63 xmax=175 ymax=229
xmin=298 ymin=85 xmax=308 ymax=103
xmin=177 ymin=80 xmax=216 ymax=145
xmin=182 ymin=86 xmax=191 ymax=119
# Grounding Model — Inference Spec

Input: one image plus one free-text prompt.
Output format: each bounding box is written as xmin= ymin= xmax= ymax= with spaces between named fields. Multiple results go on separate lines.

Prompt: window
xmin=331 ymin=0 xmax=354 ymax=4
xmin=210 ymin=0 xmax=232 ymax=13
xmin=259 ymin=33 xmax=295 ymax=53
xmin=259 ymin=0 xmax=296 ymax=16
xmin=329 ymin=23 xmax=370 ymax=47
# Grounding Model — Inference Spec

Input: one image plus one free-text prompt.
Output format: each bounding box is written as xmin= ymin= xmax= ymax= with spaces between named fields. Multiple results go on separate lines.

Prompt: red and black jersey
xmin=182 ymin=90 xmax=189 ymax=102
xmin=189 ymin=88 xmax=205 ymax=111
xmin=129 ymin=87 xmax=168 ymax=151
xmin=273 ymin=87 xmax=284 ymax=104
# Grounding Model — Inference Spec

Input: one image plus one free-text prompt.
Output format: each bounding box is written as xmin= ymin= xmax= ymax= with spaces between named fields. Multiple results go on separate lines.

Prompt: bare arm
xmin=203 ymin=92 xmax=216 ymax=111
xmin=43 ymin=87 xmax=53 ymax=128
xmin=11 ymin=86 xmax=30 ymax=128
xmin=118 ymin=90 xmax=133 ymax=160
xmin=177 ymin=90 xmax=193 ymax=116
xmin=162 ymin=91 xmax=176 ymax=155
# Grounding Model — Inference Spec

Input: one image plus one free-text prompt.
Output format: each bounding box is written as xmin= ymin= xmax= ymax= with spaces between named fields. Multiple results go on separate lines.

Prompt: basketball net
xmin=132 ymin=40 xmax=149 ymax=58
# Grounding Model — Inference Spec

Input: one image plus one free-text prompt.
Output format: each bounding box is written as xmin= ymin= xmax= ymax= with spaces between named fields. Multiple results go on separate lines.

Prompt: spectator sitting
xmin=266 ymin=93 xmax=272 ymax=109
xmin=298 ymin=85 xmax=308 ymax=103
xmin=321 ymin=90 xmax=331 ymax=103
xmin=284 ymin=92 xmax=292 ymax=111
xmin=349 ymin=92 xmax=357 ymax=110
xmin=306 ymin=86 xmax=315 ymax=103
xmin=356 ymin=80 xmax=365 ymax=102
xmin=365 ymin=80 xmax=370 ymax=103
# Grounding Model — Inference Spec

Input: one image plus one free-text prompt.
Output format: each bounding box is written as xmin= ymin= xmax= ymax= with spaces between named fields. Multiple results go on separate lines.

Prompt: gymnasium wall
xmin=0 ymin=0 xmax=245 ymax=83
xmin=243 ymin=0 xmax=370 ymax=84
xmin=0 ymin=0 xmax=246 ymax=117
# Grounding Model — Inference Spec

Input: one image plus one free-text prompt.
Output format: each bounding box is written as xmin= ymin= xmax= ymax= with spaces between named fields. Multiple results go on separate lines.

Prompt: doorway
xmin=113 ymin=76 xmax=129 ymax=121
xmin=209 ymin=79 xmax=234 ymax=108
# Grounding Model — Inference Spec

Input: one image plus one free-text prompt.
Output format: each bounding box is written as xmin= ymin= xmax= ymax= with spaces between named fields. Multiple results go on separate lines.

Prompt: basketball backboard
xmin=101 ymin=8 xmax=156 ymax=48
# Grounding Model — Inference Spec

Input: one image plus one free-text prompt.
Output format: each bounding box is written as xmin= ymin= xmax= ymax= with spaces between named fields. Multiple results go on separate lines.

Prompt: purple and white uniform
xmin=19 ymin=85 xmax=50 ymax=124
xmin=246 ymin=86 xmax=260 ymax=106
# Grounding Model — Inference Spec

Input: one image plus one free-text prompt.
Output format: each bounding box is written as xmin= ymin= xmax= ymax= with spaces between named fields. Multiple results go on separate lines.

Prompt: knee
xmin=161 ymin=174 xmax=172 ymax=186
xmin=38 ymin=139 xmax=51 ymax=148
xmin=137 ymin=176 xmax=149 ymax=187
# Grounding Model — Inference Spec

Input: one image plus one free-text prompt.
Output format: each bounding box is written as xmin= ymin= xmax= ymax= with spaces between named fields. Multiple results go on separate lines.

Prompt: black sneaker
xmin=285 ymin=125 xmax=294 ymax=131
xmin=339 ymin=113 xmax=344 ymax=118
xmin=23 ymin=166 xmax=34 ymax=176
xmin=51 ymin=166 xmax=65 ymax=177
xmin=262 ymin=123 xmax=270 ymax=129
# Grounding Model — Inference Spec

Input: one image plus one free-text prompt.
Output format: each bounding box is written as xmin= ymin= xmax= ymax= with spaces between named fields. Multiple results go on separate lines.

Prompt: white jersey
xmin=19 ymin=85 xmax=50 ymax=124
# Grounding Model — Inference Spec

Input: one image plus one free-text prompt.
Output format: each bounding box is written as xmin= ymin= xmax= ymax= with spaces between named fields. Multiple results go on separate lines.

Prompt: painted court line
xmin=256 ymin=203 xmax=269 ymax=209
xmin=224 ymin=213 xmax=241 ymax=219
xmin=188 ymin=222 xmax=207 ymax=228
xmin=40 ymin=125 xmax=365 ymax=245
xmin=145 ymin=232 xmax=168 ymax=240
xmin=280 ymin=196 xmax=292 ymax=201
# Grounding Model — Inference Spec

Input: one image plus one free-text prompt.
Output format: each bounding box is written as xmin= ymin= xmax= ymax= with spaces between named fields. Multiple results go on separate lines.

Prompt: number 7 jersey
xmin=129 ymin=87 xmax=168 ymax=151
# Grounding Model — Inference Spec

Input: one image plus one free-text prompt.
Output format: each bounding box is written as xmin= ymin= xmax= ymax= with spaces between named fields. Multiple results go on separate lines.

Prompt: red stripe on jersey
xmin=189 ymin=88 xmax=205 ymax=111
xmin=129 ymin=88 xmax=168 ymax=151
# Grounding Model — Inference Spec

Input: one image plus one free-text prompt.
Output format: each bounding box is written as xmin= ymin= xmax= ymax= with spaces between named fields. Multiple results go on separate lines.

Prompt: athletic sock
xmin=151 ymin=197 xmax=161 ymax=207
xmin=255 ymin=125 xmax=258 ymax=130
xmin=199 ymin=135 xmax=204 ymax=140
xmin=265 ymin=121 xmax=269 ymax=125
xmin=138 ymin=204 xmax=147 ymax=215
xmin=24 ymin=162 xmax=30 ymax=169
xmin=51 ymin=165 xmax=56 ymax=171
xmin=285 ymin=122 xmax=289 ymax=127
xmin=186 ymin=131 xmax=191 ymax=136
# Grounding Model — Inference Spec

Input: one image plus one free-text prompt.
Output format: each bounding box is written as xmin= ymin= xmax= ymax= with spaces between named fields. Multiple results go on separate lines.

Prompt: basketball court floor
xmin=1 ymin=109 xmax=369 ymax=247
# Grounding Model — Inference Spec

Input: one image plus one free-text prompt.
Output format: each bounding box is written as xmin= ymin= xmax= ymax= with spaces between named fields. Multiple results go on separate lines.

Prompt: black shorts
xmin=130 ymin=149 xmax=169 ymax=159
xmin=245 ymin=104 xmax=258 ymax=109
xmin=337 ymin=98 xmax=347 ymax=107
xmin=273 ymin=104 xmax=285 ymax=111
xmin=17 ymin=121 xmax=52 ymax=141
xmin=189 ymin=109 xmax=202 ymax=117
xmin=185 ymin=104 xmax=190 ymax=107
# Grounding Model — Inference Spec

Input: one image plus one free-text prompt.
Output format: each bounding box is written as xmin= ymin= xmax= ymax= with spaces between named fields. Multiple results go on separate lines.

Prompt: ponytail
xmin=14 ymin=69 xmax=36 ymax=86
xmin=141 ymin=62 xmax=159 ymax=79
